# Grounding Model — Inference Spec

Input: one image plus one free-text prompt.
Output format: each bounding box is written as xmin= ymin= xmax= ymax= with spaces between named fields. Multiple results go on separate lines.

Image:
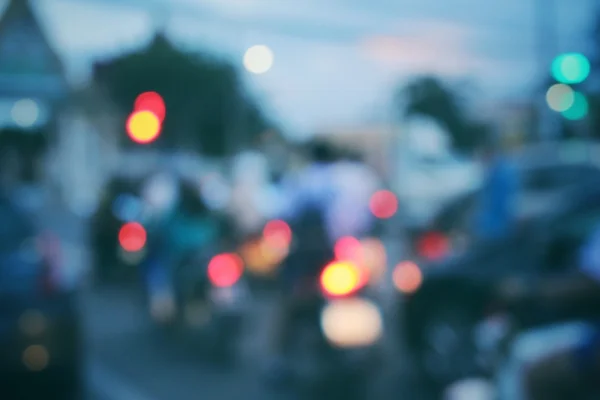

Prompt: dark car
xmin=0 ymin=196 xmax=82 ymax=398
xmin=407 ymin=160 xmax=600 ymax=263
xmin=398 ymin=184 xmax=600 ymax=389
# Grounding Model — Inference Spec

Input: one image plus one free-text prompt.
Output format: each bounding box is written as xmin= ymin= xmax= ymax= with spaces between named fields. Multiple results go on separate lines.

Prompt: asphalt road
xmin=83 ymin=285 xmax=286 ymax=400
xmin=42 ymin=198 xmax=409 ymax=400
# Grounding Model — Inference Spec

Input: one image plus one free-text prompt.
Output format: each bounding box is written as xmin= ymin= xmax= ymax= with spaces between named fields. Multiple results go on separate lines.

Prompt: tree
xmin=397 ymin=76 xmax=490 ymax=154
xmin=94 ymin=34 xmax=271 ymax=156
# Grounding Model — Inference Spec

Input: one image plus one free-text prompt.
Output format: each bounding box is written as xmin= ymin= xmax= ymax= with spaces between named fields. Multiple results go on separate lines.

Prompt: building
xmin=0 ymin=0 xmax=68 ymax=188
xmin=0 ymin=0 xmax=124 ymax=215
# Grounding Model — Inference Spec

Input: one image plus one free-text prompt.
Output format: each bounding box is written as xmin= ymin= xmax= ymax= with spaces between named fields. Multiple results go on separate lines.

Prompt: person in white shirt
xmin=265 ymin=143 xmax=380 ymax=383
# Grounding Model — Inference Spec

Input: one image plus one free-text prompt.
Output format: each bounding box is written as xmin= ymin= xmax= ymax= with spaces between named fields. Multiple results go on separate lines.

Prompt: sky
xmin=1 ymin=0 xmax=596 ymax=138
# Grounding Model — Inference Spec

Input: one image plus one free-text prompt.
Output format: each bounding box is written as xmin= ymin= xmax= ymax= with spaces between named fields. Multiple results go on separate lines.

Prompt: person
xmin=472 ymin=139 xmax=520 ymax=241
xmin=265 ymin=141 xmax=377 ymax=382
xmin=164 ymin=181 xmax=221 ymax=262
xmin=499 ymin=225 xmax=600 ymax=399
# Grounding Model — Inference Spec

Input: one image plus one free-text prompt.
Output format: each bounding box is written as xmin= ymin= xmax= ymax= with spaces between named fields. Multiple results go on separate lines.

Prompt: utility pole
xmin=534 ymin=0 xmax=560 ymax=141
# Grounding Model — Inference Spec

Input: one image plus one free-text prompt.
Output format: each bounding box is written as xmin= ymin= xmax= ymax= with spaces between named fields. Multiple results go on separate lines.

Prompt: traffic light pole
xmin=535 ymin=0 xmax=560 ymax=141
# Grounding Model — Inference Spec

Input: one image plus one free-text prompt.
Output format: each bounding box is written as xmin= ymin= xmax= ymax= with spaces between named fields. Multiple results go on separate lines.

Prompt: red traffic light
xmin=134 ymin=92 xmax=165 ymax=122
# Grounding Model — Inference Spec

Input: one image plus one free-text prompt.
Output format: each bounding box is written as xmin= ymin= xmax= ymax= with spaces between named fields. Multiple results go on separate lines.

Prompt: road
xmin=83 ymin=284 xmax=289 ymax=400
xmin=43 ymin=197 xmax=408 ymax=400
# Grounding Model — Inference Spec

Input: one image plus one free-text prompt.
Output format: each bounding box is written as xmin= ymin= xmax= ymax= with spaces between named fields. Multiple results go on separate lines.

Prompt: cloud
xmin=358 ymin=18 xmax=492 ymax=77
xmin=359 ymin=35 xmax=489 ymax=76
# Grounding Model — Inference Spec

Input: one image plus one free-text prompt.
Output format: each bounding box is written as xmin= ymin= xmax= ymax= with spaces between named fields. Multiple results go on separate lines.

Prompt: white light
xmin=243 ymin=45 xmax=274 ymax=74
xmin=11 ymin=99 xmax=39 ymax=128
xmin=546 ymin=84 xmax=575 ymax=112
xmin=320 ymin=298 xmax=383 ymax=348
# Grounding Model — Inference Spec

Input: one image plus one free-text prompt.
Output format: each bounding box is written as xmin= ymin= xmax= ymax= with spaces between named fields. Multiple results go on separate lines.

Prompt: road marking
xmin=88 ymin=361 xmax=157 ymax=400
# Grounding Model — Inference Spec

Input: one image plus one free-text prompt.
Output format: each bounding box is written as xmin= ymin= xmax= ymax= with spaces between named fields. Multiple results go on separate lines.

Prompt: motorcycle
xmin=284 ymin=259 xmax=384 ymax=400
xmin=145 ymin=249 xmax=251 ymax=368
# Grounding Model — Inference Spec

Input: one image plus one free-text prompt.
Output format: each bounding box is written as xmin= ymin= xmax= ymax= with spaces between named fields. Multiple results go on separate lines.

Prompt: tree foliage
xmin=94 ymin=34 xmax=271 ymax=156
xmin=398 ymin=76 xmax=490 ymax=154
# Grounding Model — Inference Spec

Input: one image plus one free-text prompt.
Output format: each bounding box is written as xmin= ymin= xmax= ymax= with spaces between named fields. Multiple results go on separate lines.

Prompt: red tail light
xmin=36 ymin=232 xmax=62 ymax=295
xmin=118 ymin=222 xmax=147 ymax=252
xmin=334 ymin=236 xmax=362 ymax=263
xmin=207 ymin=253 xmax=244 ymax=288
xmin=262 ymin=220 xmax=292 ymax=250
xmin=320 ymin=260 xmax=363 ymax=298
xmin=417 ymin=231 xmax=450 ymax=261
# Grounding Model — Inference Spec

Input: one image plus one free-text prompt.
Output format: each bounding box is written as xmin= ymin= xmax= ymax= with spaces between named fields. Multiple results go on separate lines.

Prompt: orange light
xmin=118 ymin=222 xmax=147 ymax=252
xmin=263 ymin=220 xmax=292 ymax=250
xmin=126 ymin=110 xmax=161 ymax=144
xmin=320 ymin=261 xmax=362 ymax=297
xmin=360 ymin=238 xmax=387 ymax=284
xmin=134 ymin=92 xmax=166 ymax=122
xmin=393 ymin=261 xmax=422 ymax=294
xmin=207 ymin=253 xmax=244 ymax=287
xmin=369 ymin=190 xmax=398 ymax=219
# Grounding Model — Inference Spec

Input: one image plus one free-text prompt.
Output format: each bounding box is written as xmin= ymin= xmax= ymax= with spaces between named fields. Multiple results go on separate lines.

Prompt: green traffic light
xmin=551 ymin=53 xmax=590 ymax=84
xmin=561 ymin=92 xmax=588 ymax=120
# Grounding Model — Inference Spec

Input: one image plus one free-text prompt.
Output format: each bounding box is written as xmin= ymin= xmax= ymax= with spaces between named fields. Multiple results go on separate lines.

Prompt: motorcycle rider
xmin=265 ymin=141 xmax=378 ymax=382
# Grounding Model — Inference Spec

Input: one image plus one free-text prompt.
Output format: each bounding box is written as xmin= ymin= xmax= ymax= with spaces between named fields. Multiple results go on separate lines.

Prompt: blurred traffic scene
xmin=1 ymin=0 xmax=600 ymax=399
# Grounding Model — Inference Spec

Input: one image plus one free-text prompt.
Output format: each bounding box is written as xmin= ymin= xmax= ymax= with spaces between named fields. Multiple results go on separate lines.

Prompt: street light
xmin=243 ymin=45 xmax=274 ymax=74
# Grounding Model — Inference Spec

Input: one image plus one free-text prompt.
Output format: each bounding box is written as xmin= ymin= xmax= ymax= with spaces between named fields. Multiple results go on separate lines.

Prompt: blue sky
xmin=1 ymin=0 xmax=596 ymax=138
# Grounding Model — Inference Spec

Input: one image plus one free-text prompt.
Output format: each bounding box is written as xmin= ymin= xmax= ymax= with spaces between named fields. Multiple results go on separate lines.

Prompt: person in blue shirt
xmin=473 ymin=141 xmax=519 ymax=241
xmin=142 ymin=178 xmax=221 ymax=316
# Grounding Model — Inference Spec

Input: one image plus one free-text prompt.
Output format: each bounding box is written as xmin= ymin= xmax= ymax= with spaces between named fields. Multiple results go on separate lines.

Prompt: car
xmin=0 ymin=195 xmax=82 ymax=398
xmin=90 ymin=176 xmax=147 ymax=284
xmin=396 ymin=184 xmax=600 ymax=390
xmin=406 ymin=159 xmax=600 ymax=264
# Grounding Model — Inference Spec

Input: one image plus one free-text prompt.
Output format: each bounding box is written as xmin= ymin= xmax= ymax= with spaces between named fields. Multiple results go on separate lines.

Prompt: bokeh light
xmin=369 ymin=190 xmax=398 ymax=219
xmin=561 ymin=92 xmax=588 ymax=120
xmin=134 ymin=92 xmax=166 ymax=122
xmin=320 ymin=298 xmax=383 ymax=348
xmin=320 ymin=260 xmax=362 ymax=297
xmin=552 ymin=53 xmax=590 ymax=84
xmin=118 ymin=222 xmax=147 ymax=252
xmin=207 ymin=253 xmax=244 ymax=287
xmin=393 ymin=261 xmax=423 ymax=294
xmin=546 ymin=84 xmax=574 ymax=112
xmin=360 ymin=238 xmax=387 ymax=284
xmin=11 ymin=99 xmax=39 ymax=128
xmin=126 ymin=110 xmax=161 ymax=144
xmin=334 ymin=236 xmax=363 ymax=263
xmin=263 ymin=220 xmax=292 ymax=250
xmin=243 ymin=45 xmax=274 ymax=74
xmin=22 ymin=345 xmax=49 ymax=371
xmin=417 ymin=231 xmax=450 ymax=261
